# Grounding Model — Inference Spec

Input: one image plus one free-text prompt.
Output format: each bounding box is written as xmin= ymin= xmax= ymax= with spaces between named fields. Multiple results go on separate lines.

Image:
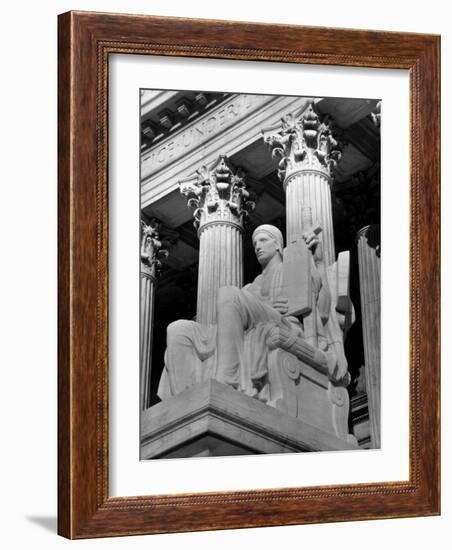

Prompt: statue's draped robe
xmin=158 ymin=260 xmax=300 ymax=400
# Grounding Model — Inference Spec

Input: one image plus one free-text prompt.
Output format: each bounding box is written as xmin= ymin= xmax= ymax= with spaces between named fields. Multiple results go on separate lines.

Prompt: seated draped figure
xmin=157 ymin=224 xmax=349 ymax=403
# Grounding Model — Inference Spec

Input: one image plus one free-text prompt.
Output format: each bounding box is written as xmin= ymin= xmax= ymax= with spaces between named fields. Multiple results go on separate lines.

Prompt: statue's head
xmin=252 ymin=225 xmax=284 ymax=266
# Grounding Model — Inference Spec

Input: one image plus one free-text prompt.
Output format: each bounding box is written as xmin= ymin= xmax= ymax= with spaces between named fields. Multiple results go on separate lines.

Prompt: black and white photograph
xmin=139 ymin=90 xmax=381 ymax=459
xmin=1 ymin=0 xmax=447 ymax=546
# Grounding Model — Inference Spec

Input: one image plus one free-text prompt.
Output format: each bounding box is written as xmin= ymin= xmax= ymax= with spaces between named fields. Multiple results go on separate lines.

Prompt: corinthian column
xmin=263 ymin=103 xmax=343 ymax=266
xmin=140 ymin=221 xmax=167 ymax=410
xmin=356 ymin=224 xmax=381 ymax=448
xmin=180 ymin=155 xmax=254 ymax=325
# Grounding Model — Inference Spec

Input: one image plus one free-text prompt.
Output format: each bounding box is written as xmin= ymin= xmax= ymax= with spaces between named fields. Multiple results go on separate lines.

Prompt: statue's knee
xmin=217 ymin=286 xmax=240 ymax=309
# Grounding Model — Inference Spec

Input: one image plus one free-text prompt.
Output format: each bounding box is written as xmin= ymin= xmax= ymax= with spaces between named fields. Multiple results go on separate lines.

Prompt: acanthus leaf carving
xmin=179 ymin=155 xmax=255 ymax=231
xmin=263 ymin=102 xmax=344 ymax=181
xmin=140 ymin=219 xmax=168 ymax=278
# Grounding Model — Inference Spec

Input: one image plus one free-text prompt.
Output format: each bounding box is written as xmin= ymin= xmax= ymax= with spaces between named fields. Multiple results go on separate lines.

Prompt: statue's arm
xmin=304 ymin=232 xmax=331 ymax=324
xmin=316 ymin=262 xmax=332 ymax=324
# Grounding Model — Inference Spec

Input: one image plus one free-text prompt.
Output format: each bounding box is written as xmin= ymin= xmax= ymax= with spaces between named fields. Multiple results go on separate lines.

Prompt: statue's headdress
xmin=252 ymin=224 xmax=284 ymax=258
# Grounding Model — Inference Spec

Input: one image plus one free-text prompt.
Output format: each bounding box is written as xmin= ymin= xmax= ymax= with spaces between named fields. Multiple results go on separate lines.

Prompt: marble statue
xmin=157 ymin=223 xmax=345 ymax=403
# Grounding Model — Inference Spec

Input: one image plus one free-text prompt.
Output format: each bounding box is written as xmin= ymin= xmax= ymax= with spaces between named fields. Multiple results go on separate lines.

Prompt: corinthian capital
xmin=179 ymin=155 xmax=255 ymax=232
xmin=371 ymin=101 xmax=381 ymax=129
xmin=263 ymin=102 xmax=343 ymax=181
xmin=140 ymin=220 xmax=168 ymax=278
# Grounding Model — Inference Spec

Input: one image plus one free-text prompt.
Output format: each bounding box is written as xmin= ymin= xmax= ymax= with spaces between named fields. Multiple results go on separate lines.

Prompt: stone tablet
xmin=282 ymin=237 xmax=312 ymax=317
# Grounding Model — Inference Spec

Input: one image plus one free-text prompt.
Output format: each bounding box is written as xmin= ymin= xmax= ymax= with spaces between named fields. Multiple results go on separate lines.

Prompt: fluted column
xmin=180 ymin=155 xmax=254 ymax=325
xmin=356 ymin=224 xmax=381 ymax=448
xmin=263 ymin=103 xmax=343 ymax=266
xmin=140 ymin=221 xmax=167 ymax=410
xmin=285 ymin=171 xmax=334 ymax=264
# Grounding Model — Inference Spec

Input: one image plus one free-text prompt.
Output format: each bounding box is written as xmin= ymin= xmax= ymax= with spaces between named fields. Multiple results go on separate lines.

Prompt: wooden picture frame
xmin=58 ymin=11 xmax=440 ymax=539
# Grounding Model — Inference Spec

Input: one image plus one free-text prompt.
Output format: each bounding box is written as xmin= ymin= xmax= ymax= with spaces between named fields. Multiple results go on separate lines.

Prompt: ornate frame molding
xmin=58 ymin=11 xmax=440 ymax=538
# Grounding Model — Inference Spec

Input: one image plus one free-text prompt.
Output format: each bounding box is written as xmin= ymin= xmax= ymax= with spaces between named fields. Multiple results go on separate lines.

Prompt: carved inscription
xmin=142 ymin=95 xmax=265 ymax=177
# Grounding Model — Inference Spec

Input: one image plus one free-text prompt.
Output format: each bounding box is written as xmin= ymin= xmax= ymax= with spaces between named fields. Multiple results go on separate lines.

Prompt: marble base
xmin=141 ymin=379 xmax=358 ymax=459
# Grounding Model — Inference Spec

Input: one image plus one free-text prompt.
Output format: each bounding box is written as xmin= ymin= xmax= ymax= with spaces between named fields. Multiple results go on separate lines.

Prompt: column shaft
xmin=197 ymin=223 xmax=243 ymax=325
xmin=356 ymin=225 xmax=381 ymax=448
xmin=140 ymin=272 xmax=156 ymax=409
xmin=139 ymin=221 xmax=166 ymax=410
xmin=180 ymin=155 xmax=253 ymax=327
xmin=285 ymin=170 xmax=335 ymax=266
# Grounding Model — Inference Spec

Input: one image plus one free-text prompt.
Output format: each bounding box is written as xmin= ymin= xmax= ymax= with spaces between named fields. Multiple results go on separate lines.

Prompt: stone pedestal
xmin=356 ymin=224 xmax=381 ymax=448
xmin=141 ymin=380 xmax=358 ymax=459
xmin=180 ymin=155 xmax=254 ymax=325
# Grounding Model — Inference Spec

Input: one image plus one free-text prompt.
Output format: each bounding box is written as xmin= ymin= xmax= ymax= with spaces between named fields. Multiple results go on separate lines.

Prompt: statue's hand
xmin=303 ymin=231 xmax=323 ymax=264
xmin=271 ymin=296 xmax=289 ymax=315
